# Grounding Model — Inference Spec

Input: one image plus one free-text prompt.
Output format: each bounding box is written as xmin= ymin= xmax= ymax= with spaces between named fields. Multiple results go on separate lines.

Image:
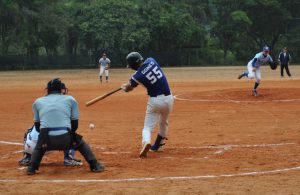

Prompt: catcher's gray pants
xmin=30 ymin=131 xmax=96 ymax=169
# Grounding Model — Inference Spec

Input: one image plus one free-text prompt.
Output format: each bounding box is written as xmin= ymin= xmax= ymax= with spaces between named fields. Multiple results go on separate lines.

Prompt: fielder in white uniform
xmin=121 ymin=52 xmax=174 ymax=158
xmin=98 ymin=53 xmax=111 ymax=83
xmin=238 ymin=46 xmax=273 ymax=96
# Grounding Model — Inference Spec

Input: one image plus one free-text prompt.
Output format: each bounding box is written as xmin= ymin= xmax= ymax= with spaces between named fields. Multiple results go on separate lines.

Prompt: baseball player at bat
xmin=121 ymin=52 xmax=174 ymax=158
xmin=98 ymin=53 xmax=111 ymax=83
xmin=238 ymin=46 xmax=274 ymax=96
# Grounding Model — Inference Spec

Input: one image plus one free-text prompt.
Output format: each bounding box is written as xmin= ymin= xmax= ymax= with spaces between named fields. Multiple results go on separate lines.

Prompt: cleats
xmin=252 ymin=89 xmax=258 ymax=97
xmin=238 ymin=72 xmax=245 ymax=79
xmin=27 ymin=164 xmax=38 ymax=175
xmin=150 ymin=135 xmax=167 ymax=152
xmin=139 ymin=142 xmax=151 ymax=158
xmin=89 ymin=161 xmax=105 ymax=172
xmin=64 ymin=157 xmax=83 ymax=166
xmin=18 ymin=153 xmax=31 ymax=166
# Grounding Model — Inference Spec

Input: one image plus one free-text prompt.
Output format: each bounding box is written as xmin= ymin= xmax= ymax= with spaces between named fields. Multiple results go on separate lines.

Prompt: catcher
xmin=238 ymin=46 xmax=277 ymax=96
xmin=19 ymin=83 xmax=82 ymax=166
xmin=27 ymin=78 xmax=104 ymax=175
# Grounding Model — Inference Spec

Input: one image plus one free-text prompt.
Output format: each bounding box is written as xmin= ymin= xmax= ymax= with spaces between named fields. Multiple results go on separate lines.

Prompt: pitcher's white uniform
xmin=238 ymin=46 xmax=273 ymax=96
xmin=246 ymin=52 xmax=273 ymax=83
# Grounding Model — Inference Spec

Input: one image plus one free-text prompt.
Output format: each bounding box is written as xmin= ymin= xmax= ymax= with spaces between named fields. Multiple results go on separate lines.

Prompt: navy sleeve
xmin=252 ymin=58 xmax=257 ymax=67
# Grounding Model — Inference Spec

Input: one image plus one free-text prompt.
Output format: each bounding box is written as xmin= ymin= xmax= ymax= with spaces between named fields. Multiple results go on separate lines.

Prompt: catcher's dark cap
xmin=47 ymin=78 xmax=64 ymax=93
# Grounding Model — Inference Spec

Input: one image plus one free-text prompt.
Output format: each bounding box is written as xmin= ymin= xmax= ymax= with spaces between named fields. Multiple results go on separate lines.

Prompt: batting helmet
xmin=46 ymin=78 xmax=66 ymax=94
xmin=126 ymin=52 xmax=143 ymax=70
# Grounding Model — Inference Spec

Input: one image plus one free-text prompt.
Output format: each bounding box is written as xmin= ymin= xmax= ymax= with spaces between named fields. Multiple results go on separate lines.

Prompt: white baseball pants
xmin=99 ymin=66 xmax=109 ymax=77
xmin=142 ymin=94 xmax=174 ymax=144
xmin=247 ymin=61 xmax=261 ymax=83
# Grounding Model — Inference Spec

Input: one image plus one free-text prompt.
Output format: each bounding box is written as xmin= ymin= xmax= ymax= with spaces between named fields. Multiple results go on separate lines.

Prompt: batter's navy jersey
xmin=130 ymin=58 xmax=171 ymax=97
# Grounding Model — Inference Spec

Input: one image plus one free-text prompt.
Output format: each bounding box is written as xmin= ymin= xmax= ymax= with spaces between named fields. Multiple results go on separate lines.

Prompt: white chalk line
xmin=0 ymin=141 xmax=299 ymax=183
xmin=1 ymin=140 xmax=295 ymax=153
xmin=174 ymin=94 xmax=300 ymax=103
xmin=1 ymin=165 xmax=300 ymax=183
xmin=0 ymin=141 xmax=23 ymax=146
xmin=170 ymin=142 xmax=296 ymax=149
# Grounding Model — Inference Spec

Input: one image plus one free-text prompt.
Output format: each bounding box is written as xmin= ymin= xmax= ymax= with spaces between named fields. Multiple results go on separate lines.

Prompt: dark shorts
xmin=47 ymin=133 xmax=71 ymax=150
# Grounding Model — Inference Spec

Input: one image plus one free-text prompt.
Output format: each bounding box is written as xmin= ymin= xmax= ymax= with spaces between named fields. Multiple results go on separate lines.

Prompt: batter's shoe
xmin=89 ymin=160 xmax=105 ymax=172
xmin=139 ymin=142 xmax=151 ymax=158
xmin=150 ymin=135 xmax=167 ymax=152
xmin=252 ymin=89 xmax=258 ymax=97
xmin=18 ymin=153 xmax=31 ymax=166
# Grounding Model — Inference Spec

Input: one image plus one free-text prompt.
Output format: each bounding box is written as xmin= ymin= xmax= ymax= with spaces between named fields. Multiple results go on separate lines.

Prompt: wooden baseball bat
xmin=85 ymin=87 xmax=122 ymax=107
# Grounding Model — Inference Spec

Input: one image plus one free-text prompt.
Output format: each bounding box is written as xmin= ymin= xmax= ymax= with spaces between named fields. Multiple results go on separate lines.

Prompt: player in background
xmin=98 ymin=53 xmax=111 ymax=83
xmin=238 ymin=46 xmax=274 ymax=96
xmin=18 ymin=83 xmax=82 ymax=166
xmin=278 ymin=47 xmax=292 ymax=77
xmin=121 ymin=52 xmax=174 ymax=158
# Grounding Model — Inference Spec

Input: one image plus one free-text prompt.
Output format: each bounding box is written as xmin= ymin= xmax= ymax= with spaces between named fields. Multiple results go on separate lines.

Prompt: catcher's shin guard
xmin=150 ymin=134 xmax=167 ymax=151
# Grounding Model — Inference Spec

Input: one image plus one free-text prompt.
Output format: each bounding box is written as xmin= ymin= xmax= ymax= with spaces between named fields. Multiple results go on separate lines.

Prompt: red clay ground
xmin=0 ymin=66 xmax=300 ymax=194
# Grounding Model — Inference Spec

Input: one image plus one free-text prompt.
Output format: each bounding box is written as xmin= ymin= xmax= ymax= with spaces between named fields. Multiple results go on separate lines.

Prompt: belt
xmin=41 ymin=127 xmax=70 ymax=131
xmin=150 ymin=92 xmax=171 ymax=97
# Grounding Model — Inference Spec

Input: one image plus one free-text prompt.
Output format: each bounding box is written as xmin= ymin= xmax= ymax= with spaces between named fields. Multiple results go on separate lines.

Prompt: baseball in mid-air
xmin=89 ymin=123 xmax=95 ymax=129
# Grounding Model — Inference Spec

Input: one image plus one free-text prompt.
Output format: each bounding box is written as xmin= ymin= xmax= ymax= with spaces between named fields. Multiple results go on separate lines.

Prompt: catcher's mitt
xmin=269 ymin=61 xmax=278 ymax=70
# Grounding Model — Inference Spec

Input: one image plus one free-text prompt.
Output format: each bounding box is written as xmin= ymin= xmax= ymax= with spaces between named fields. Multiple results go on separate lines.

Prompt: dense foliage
xmin=0 ymin=0 xmax=299 ymax=68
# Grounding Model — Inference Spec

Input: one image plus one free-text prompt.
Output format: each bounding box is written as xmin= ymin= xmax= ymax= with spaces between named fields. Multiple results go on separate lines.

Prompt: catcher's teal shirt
xmin=32 ymin=94 xmax=79 ymax=136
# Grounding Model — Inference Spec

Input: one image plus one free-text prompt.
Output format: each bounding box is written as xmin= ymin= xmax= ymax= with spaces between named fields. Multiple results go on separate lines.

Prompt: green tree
xmin=245 ymin=0 xmax=292 ymax=50
xmin=0 ymin=0 xmax=20 ymax=54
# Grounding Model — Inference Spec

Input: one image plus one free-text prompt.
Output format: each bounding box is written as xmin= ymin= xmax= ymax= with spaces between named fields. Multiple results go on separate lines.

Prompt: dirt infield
xmin=0 ymin=66 xmax=300 ymax=194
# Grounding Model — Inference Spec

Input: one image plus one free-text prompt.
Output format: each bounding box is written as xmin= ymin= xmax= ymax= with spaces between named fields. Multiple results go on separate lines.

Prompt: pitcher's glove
xmin=269 ymin=61 xmax=278 ymax=70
